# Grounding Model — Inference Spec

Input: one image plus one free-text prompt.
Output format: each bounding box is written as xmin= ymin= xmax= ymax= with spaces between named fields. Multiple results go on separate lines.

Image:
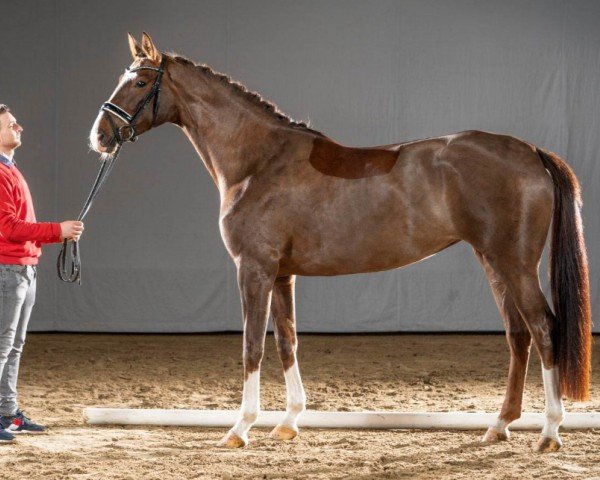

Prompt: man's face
xmin=0 ymin=112 xmax=23 ymax=150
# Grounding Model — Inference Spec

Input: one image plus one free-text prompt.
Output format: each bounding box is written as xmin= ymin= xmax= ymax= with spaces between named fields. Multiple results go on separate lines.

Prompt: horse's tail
xmin=537 ymin=147 xmax=592 ymax=401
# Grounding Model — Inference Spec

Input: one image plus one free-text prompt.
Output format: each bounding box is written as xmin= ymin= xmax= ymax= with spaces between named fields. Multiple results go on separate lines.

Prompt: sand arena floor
xmin=1 ymin=333 xmax=599 ymax=479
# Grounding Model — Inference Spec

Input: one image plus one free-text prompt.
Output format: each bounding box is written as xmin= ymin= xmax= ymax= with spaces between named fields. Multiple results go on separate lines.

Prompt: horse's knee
xmin=244 ymin=341 xmax=265 ymax=372
xmin=274 ymin=318 xmax=297 ymax=366
xmin=276 ymin=338 xmax=296 ymax=364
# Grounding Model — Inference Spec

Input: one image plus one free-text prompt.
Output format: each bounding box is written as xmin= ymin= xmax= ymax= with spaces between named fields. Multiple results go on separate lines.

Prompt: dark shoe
xmin=0 ymin=410 xmax=45 ymax=433
xmin=0 ymin=428 xmax=15 ymax=443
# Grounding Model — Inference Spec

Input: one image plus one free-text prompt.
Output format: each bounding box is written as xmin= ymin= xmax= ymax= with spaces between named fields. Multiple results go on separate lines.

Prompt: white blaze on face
xmin=89 ymin=68 xmax=139 ymax=152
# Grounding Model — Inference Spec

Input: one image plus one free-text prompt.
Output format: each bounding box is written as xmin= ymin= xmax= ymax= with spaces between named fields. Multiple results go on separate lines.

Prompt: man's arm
xmin=0 ymin=179 xmax=62 ymax=243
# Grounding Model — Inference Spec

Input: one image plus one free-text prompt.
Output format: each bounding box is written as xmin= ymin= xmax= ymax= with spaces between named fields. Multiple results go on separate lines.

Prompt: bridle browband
xmin=101 ymin=57 xmax=166 ymax=144
xmin=57 ymin=57 xmax=167 ymax=284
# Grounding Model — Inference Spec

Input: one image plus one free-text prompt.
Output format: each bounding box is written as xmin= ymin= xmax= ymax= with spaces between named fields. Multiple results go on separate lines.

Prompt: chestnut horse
xmin=90 ymin=33 xmax=591 ymax=452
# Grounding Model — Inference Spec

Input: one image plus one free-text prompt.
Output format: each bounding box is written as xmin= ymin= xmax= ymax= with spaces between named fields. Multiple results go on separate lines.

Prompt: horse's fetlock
xmin=546 ymin=407 xmax=565 ymax=424
xmin=507 ymin=412 xmax=521 ymax=424
xmin=287 ymin=401 xmax=305 ymax=414
xmin=243 ymin=411 xmax=258 ymax=423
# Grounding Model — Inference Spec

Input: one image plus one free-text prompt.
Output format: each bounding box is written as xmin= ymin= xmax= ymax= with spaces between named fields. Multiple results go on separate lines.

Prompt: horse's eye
xmin=136 ymin=80 xmax=147 ymax=88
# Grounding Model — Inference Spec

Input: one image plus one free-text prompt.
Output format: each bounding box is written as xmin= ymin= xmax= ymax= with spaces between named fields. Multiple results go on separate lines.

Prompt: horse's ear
xmin=128 ymin=32 xmax=144 ymax=59
xmin=141 ymin=32 xmax=162 ymax=63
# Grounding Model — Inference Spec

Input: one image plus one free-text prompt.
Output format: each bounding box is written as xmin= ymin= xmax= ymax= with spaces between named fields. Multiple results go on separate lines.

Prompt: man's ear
xmin=128 ymin=32 xmax=144 ymax=59
xmin=141 ymin=32 xmax=162 ymax=63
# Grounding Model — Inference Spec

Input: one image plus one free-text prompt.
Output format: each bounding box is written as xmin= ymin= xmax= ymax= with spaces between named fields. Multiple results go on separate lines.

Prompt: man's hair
xmin=0 ymin=105 xmax=9 ymax=128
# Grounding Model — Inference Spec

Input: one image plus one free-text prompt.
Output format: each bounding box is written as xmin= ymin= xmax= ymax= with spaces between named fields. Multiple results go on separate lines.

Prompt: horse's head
xmin=90 ymin=32 xmax=172 ymax=154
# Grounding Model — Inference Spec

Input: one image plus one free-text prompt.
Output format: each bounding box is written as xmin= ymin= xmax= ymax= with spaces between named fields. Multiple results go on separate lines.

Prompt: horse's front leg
xmin=219 ymin=259 xmax=276 ymax=448
xmin=269 ymin=275 xmax=306 ymax=441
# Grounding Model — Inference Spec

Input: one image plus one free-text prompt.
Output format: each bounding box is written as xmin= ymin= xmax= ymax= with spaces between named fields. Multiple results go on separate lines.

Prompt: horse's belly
xmin=278 ymin=222 xmax=456 ymax=276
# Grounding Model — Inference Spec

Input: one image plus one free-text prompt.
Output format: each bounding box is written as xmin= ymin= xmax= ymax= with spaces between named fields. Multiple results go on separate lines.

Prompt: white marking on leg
xmin=492 ymin=418 xmax=509 ymax=435
xmin=280 ymin=361 xmax=306 ymax=430
xmin=229 ymin=371 xmax=260 ymax=442
xmin=482 ymin=416 xmax=510 ymax=442
xmin=541 ymin=366 xmax=565 ymax=440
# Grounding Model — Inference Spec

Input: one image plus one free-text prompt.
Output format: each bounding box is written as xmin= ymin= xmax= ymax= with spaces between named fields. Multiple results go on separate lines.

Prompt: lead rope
xmin=59 ymin=58 xmax=166 ymax=284
xmin=57 ymin=143 xmax=122 ymax=284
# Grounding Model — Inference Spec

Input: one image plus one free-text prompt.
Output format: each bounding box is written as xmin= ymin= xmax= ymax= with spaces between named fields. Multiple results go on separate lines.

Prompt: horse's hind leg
xmin=269 ymin=275 xmax=306 ymax=440
xmin=475 ymin=251 xmax=532 ymax=443
xmin=484 ymin=255 xmax=565 ymax=452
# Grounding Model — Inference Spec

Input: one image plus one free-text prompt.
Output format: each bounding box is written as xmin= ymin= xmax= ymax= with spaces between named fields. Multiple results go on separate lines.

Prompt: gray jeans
xmin=0 ymin=264 xmax=36 ymax=416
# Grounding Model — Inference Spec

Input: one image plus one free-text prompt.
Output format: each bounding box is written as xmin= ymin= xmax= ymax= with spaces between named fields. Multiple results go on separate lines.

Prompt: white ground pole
xmin=83 ymin=409 xmax=600 ymax=430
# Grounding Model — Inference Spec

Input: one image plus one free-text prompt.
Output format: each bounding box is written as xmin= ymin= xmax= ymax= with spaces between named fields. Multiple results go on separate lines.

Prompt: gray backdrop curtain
xmin=1 ymin=0 xmax=598 ymax=332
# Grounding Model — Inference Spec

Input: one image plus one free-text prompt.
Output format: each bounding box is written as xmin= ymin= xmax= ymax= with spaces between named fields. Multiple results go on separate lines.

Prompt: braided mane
xmin=170 ymin=54 xmax=323 ymax=136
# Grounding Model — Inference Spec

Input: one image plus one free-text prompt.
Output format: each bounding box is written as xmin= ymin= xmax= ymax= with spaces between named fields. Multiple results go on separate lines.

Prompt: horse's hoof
xmin=269 ymin=424 xmax=298 ymax=441
xmin=536 ymin=436 xmax=562 ymax=452
xmin=218 ymin=432 xmax=246 ymax=448
xmin=481 ymin=426 xmax=509 ymax=443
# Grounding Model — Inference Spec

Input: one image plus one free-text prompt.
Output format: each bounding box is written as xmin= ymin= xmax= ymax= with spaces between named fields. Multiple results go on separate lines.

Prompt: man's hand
xmin=60 ymin=221 xmax=84 ymax=241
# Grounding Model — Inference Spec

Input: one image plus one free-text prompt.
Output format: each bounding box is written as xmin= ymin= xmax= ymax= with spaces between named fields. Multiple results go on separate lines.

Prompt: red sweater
xmin=0 ymin=161 xmax=62 ymax=265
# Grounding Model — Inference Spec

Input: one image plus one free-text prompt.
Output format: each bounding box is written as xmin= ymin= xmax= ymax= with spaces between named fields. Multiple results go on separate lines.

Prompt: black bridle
xmin=101 ymin=57 xmax=167 ymax=144
xmin=57 ymin=58 xmax=167 ymax=284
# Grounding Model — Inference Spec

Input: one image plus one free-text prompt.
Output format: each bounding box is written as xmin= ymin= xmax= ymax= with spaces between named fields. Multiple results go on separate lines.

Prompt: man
xmin=0 ymin=104 xmax=83 ymax=442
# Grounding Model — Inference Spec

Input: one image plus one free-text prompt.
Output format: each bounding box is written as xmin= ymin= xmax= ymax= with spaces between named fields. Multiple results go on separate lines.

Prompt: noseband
xmin=101 ymin=57 xmax=166 ymax=144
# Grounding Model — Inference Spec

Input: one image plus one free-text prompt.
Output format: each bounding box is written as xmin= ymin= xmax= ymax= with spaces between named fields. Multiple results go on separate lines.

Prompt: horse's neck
xmin=172 ymin=65 xmax=286 ymax=192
